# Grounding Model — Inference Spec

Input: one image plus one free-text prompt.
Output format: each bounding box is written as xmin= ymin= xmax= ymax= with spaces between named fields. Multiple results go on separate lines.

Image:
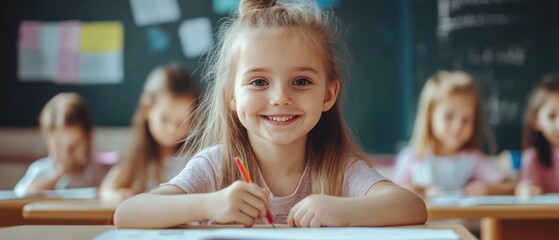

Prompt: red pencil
xmin=234 ymin=157 xmax=275 ymax=227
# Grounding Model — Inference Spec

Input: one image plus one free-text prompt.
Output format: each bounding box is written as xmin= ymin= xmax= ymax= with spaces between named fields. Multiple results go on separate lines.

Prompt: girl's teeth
xmin=268 ymin=116 xmax=294 ymax=122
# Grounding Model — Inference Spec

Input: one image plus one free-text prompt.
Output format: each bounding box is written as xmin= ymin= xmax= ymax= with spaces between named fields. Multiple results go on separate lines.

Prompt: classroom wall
xmin=0 ymin=1 xmax=558 ymax=156
xmin=0 ymin=0 xmax=404 ymax=154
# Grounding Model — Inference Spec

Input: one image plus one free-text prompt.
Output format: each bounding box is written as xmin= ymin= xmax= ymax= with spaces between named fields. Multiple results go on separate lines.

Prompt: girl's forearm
xmin=343 ymin=186 xmax=427 ymax=227
xmin=488 ymin=182 xmax=516 ymax=195
xmin=114 ymin=192 xmax=213 ymax=228
xmin=27 ymin=172 xmax=64 ymax=192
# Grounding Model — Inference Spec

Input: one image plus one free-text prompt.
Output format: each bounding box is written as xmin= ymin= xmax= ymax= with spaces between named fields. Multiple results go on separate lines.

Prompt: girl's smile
xmin=261 ymin=115 xmax=301 ymax=125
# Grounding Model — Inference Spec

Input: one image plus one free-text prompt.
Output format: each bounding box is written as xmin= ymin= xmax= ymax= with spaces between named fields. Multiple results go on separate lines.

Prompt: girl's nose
xmin=269 ymin=86 xmax=293 ymax=106
xmin=553 ymin=117 xmax=559 ymax=129
xmin=451 ymin=120 xmax=464 ymax=133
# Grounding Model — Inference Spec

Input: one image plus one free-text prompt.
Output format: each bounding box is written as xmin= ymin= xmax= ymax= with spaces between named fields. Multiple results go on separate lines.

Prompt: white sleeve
xmin=13 ymin=158 xmax=51 ymax=196
xmin=393 ymin=147 xmax=414 ymax=184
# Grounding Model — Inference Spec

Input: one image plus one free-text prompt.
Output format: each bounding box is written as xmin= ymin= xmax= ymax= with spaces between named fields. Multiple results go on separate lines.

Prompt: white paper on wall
xmin=178 ymin=17 xmax=214 ymax=58
xmin=130 ymin=0 xmax=180 ymax=26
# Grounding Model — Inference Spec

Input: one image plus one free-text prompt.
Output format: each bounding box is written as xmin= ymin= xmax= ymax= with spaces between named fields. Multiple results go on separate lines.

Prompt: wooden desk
xmin=22 ymin=199 xmax=117 ymax=225
xmin=0 ymin=224 xmax=477 ymax=240
xmin=0 ymin=198 xmax=72 ymax=227
xmin=428 ymin=205 xmax=559 ymax=240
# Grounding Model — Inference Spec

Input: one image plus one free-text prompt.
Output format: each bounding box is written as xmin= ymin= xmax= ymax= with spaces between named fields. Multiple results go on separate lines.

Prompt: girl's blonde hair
xmin=182 ymin=0 xmax=364 ymax=196
xmin=522 ymin=74 xmax=559 ymax=168
xmin=39 ymin=92 xmax=94 ymax=163
xmin=410 ymin=71 xmax=495 ymax=157
xmin=113 ymin=63 xmax=199 ymax=192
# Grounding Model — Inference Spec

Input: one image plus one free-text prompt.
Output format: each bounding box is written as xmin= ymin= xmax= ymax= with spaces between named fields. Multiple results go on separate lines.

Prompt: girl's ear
xmin=531 ymin=117 xmax=541 ymax=132
xmin=140 ymin=97 xmax=151 ymax=118
xmin=323 ymin=80 xmax=340 ymax=112
xmin=229 ymin=98 xmax=237 ymax=111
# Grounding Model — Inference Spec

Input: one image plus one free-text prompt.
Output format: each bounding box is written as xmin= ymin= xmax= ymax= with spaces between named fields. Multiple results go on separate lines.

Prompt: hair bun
xmin=239 ymin=0 xmax=277 ymax=16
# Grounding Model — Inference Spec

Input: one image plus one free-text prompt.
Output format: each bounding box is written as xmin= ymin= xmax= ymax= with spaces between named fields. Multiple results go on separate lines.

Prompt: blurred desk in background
xmin=0 ymin=188 xmax=107 ymax=226
xmin=23 ymin=199 xmax=117 ymax=225
xmin=428 ymin=200 xmax=559 ymax=240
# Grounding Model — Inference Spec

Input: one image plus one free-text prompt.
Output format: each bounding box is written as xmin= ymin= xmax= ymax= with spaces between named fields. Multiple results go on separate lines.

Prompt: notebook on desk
xmin=94 ymin=227 xmax=460 ymax=240
xmin=429 ymin=193 xmax=559 ymax=207
xmin=0 ymin=187 xmax=97 ymax=200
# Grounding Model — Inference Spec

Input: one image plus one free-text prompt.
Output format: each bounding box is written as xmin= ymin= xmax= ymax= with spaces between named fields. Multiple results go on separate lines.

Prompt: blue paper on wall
xmin=212 ymin=0 xmax=339 ymax=15
xmin=213 ymin=0 xmax=240 ymax=15
xmin=318 ymin=0 xmax=340 ymax=9
xmin=146 ymin=26 xmax=170 ymax=53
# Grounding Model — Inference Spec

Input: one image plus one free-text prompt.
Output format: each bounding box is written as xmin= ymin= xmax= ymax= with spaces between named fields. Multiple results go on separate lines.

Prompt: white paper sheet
xmin=429 ymin=193 xmax=559 ymax=207
xmin=78 ymin=52 xmax=123 ymax=84
xmin=0 ymin=190 xmax=19 ymax=200
xmin=130 ymin=0 xmax=180 ymax=26
xmin=0 ymin=188 xmax=97 ymax=200
xmin=94 ymin=227 xmax=459 ymax=240
xmin=179 ymin=17 xmax=214 ymax=58
xmin=42 ymin=187 xmax=98 ymax=199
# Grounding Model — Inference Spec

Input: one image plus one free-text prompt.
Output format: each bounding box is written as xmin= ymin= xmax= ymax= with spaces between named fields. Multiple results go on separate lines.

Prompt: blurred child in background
xmin=516 ymin=74 xmax=559 ymax=196
xmin=14 ymin=93 xmax=112 ymax=196
xmin=100 ymin=63 xmax=199 ymax=202
xmin=394 ymin=71 xmax=514 ymax=197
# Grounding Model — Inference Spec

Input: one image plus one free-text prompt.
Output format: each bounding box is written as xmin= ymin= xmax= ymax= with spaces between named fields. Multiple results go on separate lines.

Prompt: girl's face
xmin=45 ymin=126 xmax=89 ymax=168
xmin=146 ymin=94 xmax=194 ymax=149
xmin=231 ymin=29 xmax=338 ymax=148
xmin=534 ymin=94 xmax=559 ymax=148
xmin=431 ymin=93 xmax=476 ymax=154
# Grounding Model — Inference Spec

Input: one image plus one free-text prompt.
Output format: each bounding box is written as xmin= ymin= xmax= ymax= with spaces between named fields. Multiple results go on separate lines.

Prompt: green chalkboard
xmin=0 ymin=0 xmax=406 ymax=153
xmin=410 ymin=0 xmax=559 ymax=151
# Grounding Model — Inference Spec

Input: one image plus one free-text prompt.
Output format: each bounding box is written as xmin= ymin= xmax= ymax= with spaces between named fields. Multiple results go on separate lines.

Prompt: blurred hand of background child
xmin=515 ymin=181 xmax=543 ymax=197
xmin=464 ymin=180 xmax=491 ymax=196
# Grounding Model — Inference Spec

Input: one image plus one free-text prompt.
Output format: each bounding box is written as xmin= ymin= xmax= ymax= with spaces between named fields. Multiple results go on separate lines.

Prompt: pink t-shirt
xmin=393 ymin=147 xmax=506 ymax=188
xmin=519 ymin=148 xmax=559 ymax=193
xmin=166 ymin=146 xmax=387 ymax=224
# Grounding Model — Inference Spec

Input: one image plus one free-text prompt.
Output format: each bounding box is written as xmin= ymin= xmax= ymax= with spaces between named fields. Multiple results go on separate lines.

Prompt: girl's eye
xmin=444 ymin=113 xmax=453 ymax=121
xmin=160 ymin=116 xmax=170 ymax=124
xmin=250 ymin=79 xmax=268 ymax=87
xmin=549 ymin=112 xmax=556 ymax=120
xmin=293 ymin=78 xmax=311 ymax=86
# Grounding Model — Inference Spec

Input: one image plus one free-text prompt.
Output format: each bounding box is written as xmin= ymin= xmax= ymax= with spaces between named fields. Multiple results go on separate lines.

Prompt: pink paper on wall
xmin=18 ymin=21 xmax=41 ymax=50
xmin=56 ymin=21 xmax=80 ymax=83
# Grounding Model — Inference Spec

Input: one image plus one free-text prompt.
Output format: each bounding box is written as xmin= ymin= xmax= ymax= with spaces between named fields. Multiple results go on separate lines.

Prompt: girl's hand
xmin=114 ymin=188 xmax=137 ymax=202
xmin=515 ymin=182 xmax=543 ymax=197
xmin=101 ymin=188 xmax=137 ymax=203
xmin=207 ymin=181 xmax=268 ymax=227
xmin=287 ymin=194 xmax=348 ymax=227
xmin=464 ymin=180 xmax=490 ymax=195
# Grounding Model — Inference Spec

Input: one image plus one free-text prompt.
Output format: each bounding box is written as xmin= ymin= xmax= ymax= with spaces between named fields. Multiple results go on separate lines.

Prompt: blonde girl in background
xmin=516 ymin=74 xmax=559 ymax=196
xmin=14 ymin=93 xmax=113 ymax=196
xmin=114 ymin=0 xmax=426 ymax=228
xmin=100 ymin=64 xmax=199 ymax=202
xmin=394 ymin=71 xmax=514 ymax=197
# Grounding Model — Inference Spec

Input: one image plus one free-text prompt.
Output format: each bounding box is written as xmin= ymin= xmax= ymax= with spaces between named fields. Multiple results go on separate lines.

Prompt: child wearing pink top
xmin=516 ymin=74 xmax=559 ymax=196
xmin=165 ymin=146 xmax=385 ymax=225
xmin=394 ymin=71 xmax=513 ymax=197
xmin=395 ymin=148 xmax=507 ymax=194
xmin=113 ymin=0 xmax=426 ymax=229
